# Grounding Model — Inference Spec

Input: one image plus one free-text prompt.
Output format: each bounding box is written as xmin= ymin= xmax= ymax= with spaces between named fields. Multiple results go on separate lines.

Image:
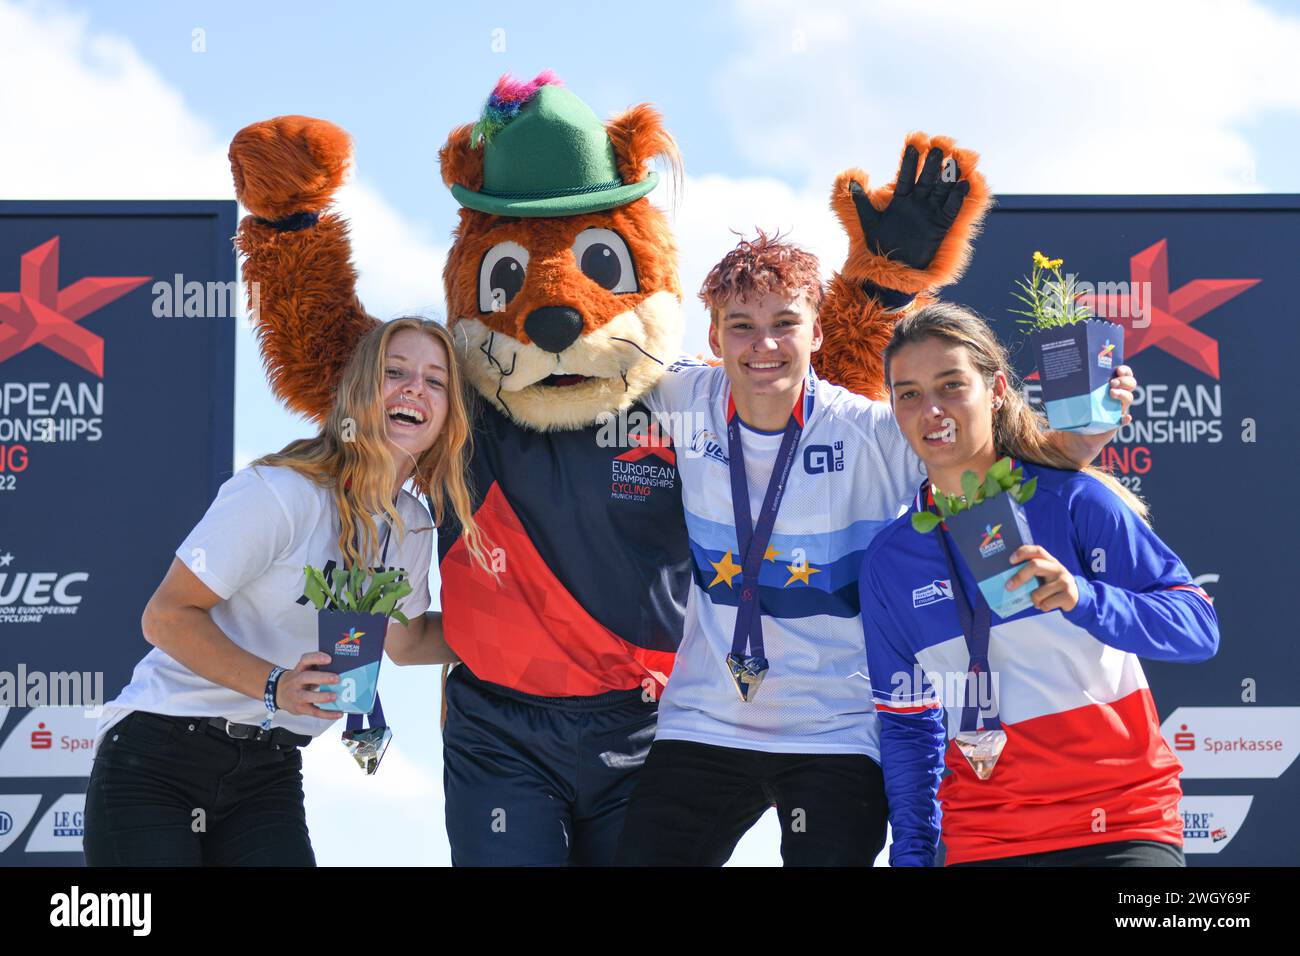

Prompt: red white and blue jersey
xmin=859 ymin=461 xmax=1219 ymax=865
xmin=646 ymin=359 xmax=925 ymax=755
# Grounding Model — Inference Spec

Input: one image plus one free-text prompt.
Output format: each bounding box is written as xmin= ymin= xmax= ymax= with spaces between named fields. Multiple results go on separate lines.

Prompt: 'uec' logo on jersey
xmin=803 ymin=442 xmax=844 ymax=475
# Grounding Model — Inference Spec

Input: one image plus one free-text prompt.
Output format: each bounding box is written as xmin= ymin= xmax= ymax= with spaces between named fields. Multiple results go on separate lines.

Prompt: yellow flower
xmin=1046 ymin=257 xmax=1063 ymax=269
xmin=1033 ymin=250 xmax=1047 ymax=267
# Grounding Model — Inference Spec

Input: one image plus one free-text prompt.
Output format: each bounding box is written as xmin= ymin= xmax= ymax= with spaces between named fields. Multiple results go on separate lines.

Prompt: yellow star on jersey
xmin=763 ymin=544 xmax=780 ymax=562
xmin=784 ymin=562 xmax=822 ymax=587
xmin=709 ymin=550 xmax=743 ymax=588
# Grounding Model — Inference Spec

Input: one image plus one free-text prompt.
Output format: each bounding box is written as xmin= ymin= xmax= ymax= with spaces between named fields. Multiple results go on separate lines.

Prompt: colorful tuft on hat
xmin=471 ymin=71 xmax=564 ymax=147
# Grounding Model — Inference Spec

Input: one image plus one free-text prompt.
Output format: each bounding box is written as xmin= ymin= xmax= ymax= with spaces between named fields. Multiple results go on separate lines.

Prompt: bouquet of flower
xmin=912 ymin=457 xmax=1041 ymax=618
xmin=302 ymin=566 xmax=413 ymax=624
xmin=302 ymin=565 xmax=413 ymax=714
xmin=1010 ymin=250 xmax=1125 ymax=434
xmin=911 ymin=457 xmax=1037 ymax=534
xmin=1010 ymin=250 xmax=1093 ymax=330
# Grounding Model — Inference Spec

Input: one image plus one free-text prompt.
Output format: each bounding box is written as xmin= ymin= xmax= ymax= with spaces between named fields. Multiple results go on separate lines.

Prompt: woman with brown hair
xmin=83 ymin=317 xmax=491 ymax=866
xmin=860 ymin=302 xmax=1218 ymax=867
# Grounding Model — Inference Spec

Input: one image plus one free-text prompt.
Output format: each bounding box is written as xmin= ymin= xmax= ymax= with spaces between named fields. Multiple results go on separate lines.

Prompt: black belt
xmin=190 ymin=715 xmax=312 ymax=748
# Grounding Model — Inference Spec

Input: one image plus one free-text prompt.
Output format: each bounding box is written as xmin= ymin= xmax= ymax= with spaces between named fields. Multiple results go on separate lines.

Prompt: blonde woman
xmin=84 ymin=317 xmax=491 ymax=866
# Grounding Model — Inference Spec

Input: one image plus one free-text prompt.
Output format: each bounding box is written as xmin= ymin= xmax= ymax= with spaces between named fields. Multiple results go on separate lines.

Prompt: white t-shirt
xmin=644 ymin=360 xmax=924 ymax=756
xmin=94 ymin=464 xmax=434 ymax=750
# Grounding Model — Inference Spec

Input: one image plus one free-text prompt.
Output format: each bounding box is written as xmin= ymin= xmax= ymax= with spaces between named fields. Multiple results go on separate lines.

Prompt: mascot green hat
xmin=451 ymin=71 xmax=659 ymax=218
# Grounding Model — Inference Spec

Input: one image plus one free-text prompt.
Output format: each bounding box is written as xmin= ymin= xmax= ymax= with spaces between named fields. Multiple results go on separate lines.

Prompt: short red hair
xmin=699 ymin=229 xmax=824 ymax=322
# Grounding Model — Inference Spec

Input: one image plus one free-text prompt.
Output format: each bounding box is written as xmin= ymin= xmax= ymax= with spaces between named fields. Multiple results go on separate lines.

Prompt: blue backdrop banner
xmin=0 ymin=201 xmax=236 ymax=865
xmin=949 ymin=195 xmax=1299 ymax=865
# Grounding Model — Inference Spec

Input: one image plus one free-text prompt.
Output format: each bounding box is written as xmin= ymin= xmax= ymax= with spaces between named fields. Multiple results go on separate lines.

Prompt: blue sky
xmin=5 ymin=0 xmax=1300 ymax=866
xmin=74 ymin=2 xmax=758 ymax=227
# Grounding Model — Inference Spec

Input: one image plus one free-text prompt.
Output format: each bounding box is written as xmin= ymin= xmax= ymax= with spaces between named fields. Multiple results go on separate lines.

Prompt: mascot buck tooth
xmin=229 ymin=71 xmax=990 ymax=865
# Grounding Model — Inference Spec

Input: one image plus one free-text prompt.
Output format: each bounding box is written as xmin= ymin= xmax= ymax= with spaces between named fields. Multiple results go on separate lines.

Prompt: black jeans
xmin=83 ymin=711 xmax=316 ymax=866
xmin=950 ymin=839 xmax=1186 ymax=867
xmin=615 ymin=738 xmax=888 ymax=866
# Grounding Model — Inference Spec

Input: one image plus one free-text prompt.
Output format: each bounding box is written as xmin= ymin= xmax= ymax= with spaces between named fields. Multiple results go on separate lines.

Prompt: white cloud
xmin=717 ymin=0 xmax=1300 ymax=193
xmin=0 ymin=0 xmax=447 ymax=322
xmin=0 ymin=2 xmax=229 ymax=198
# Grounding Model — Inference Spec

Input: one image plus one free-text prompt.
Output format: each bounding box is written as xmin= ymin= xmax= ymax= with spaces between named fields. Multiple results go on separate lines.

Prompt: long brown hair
xmin=254 ymin=317 xmax=494 ymax=571
xmin=882 ymin=302 xmax=1148 ymax=522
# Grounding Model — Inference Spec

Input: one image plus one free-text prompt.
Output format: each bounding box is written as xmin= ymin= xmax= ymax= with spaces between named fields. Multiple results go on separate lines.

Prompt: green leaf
xmin=303 ymin=567 xmax=328 ymax=610
xmin=1016 ymin=476 xmax=1038 ymax=503
xmin=911 ymin=511 xmax=942 ymax=533
xmin=960 ymin=470 xmax=981 ymax=503
xmin=934 ymin=494 xmax=951 ymax=518
xmin=331 ymin=569 xmax=353 ymax=611
xmin=390 ymin=608 xmax=410 ymax=627
xmin=324 ymin=570 xmax=348 ymax=611
xmin=988 ymin=457 xmax=1012 ymax=482
xmin=982 ymin=474 xmax=1002 ymax=499
xmin=362 ymin=573 xmax=409 ymax=613
xmin=365 ymin=570 xmax=402 ymax=592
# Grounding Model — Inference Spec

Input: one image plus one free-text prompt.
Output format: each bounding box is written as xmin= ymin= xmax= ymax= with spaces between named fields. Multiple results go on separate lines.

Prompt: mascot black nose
xmin=524 ymin=306 xmax=583 ymax=354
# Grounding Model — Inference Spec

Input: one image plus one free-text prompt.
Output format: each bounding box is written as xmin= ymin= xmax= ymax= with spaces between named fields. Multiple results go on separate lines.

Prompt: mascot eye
xmin=479 ymin=241 xmax=530 ymax=313
xmin=571 ymin=229 xmax=638 ymax=293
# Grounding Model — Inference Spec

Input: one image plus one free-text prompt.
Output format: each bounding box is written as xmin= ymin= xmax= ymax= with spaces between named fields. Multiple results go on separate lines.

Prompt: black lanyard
xmin=347 ymin=514 xmax=395 ymax=572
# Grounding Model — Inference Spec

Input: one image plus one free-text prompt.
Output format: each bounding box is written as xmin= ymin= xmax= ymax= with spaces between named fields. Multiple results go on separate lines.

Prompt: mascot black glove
xmin=851 ymin=145 xmax=971 ymax=273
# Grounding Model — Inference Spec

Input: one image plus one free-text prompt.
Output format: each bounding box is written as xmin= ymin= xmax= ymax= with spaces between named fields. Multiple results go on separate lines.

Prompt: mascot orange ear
xmin=606 ymin=104 xmax=681 ymax=188
xmin=439 ymin=123 xmax=485 ymax=192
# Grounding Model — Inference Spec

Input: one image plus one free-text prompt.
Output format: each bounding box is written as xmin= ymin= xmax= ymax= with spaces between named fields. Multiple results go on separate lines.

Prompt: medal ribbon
xmin=920 ymin=481 xmax=1002 ymax=733
xmin=726 ymin=380 xmax=808 ymax=667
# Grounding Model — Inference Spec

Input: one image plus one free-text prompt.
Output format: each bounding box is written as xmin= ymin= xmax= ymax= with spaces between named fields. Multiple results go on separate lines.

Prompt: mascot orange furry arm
xmin=228 ymin=73 xmax=989 ymax=866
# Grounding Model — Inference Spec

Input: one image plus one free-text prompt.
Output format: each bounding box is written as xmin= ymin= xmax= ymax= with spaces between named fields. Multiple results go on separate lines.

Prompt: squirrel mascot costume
xmin=228 ymin=71 xmax=990 ymax=865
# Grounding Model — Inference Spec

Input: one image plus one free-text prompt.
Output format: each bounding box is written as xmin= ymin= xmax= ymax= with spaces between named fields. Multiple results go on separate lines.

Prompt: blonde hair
xmin=883 ymin=302 xmax=1149 ymax=522
xmin=254 ymin=317 xmax=495 ymax=572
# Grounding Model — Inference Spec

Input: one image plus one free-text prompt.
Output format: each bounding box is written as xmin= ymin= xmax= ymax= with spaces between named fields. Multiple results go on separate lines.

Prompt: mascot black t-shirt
xmin=437 ymin=398 xmax=689 ymax=697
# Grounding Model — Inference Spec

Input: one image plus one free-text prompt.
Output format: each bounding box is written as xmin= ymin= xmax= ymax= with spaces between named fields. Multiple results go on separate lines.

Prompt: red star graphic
xmin=615 ymin=423 xmax=676 ymax=465
xmin=1076 ymin=239 xmax=1258 ymax=380
xmin=0 ymin=237 xmax=150 ymax=377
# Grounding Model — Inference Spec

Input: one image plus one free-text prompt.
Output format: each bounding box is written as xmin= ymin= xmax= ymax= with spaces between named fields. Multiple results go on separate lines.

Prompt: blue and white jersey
xmin=644 ymin=358 xmax=925 ymax=755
